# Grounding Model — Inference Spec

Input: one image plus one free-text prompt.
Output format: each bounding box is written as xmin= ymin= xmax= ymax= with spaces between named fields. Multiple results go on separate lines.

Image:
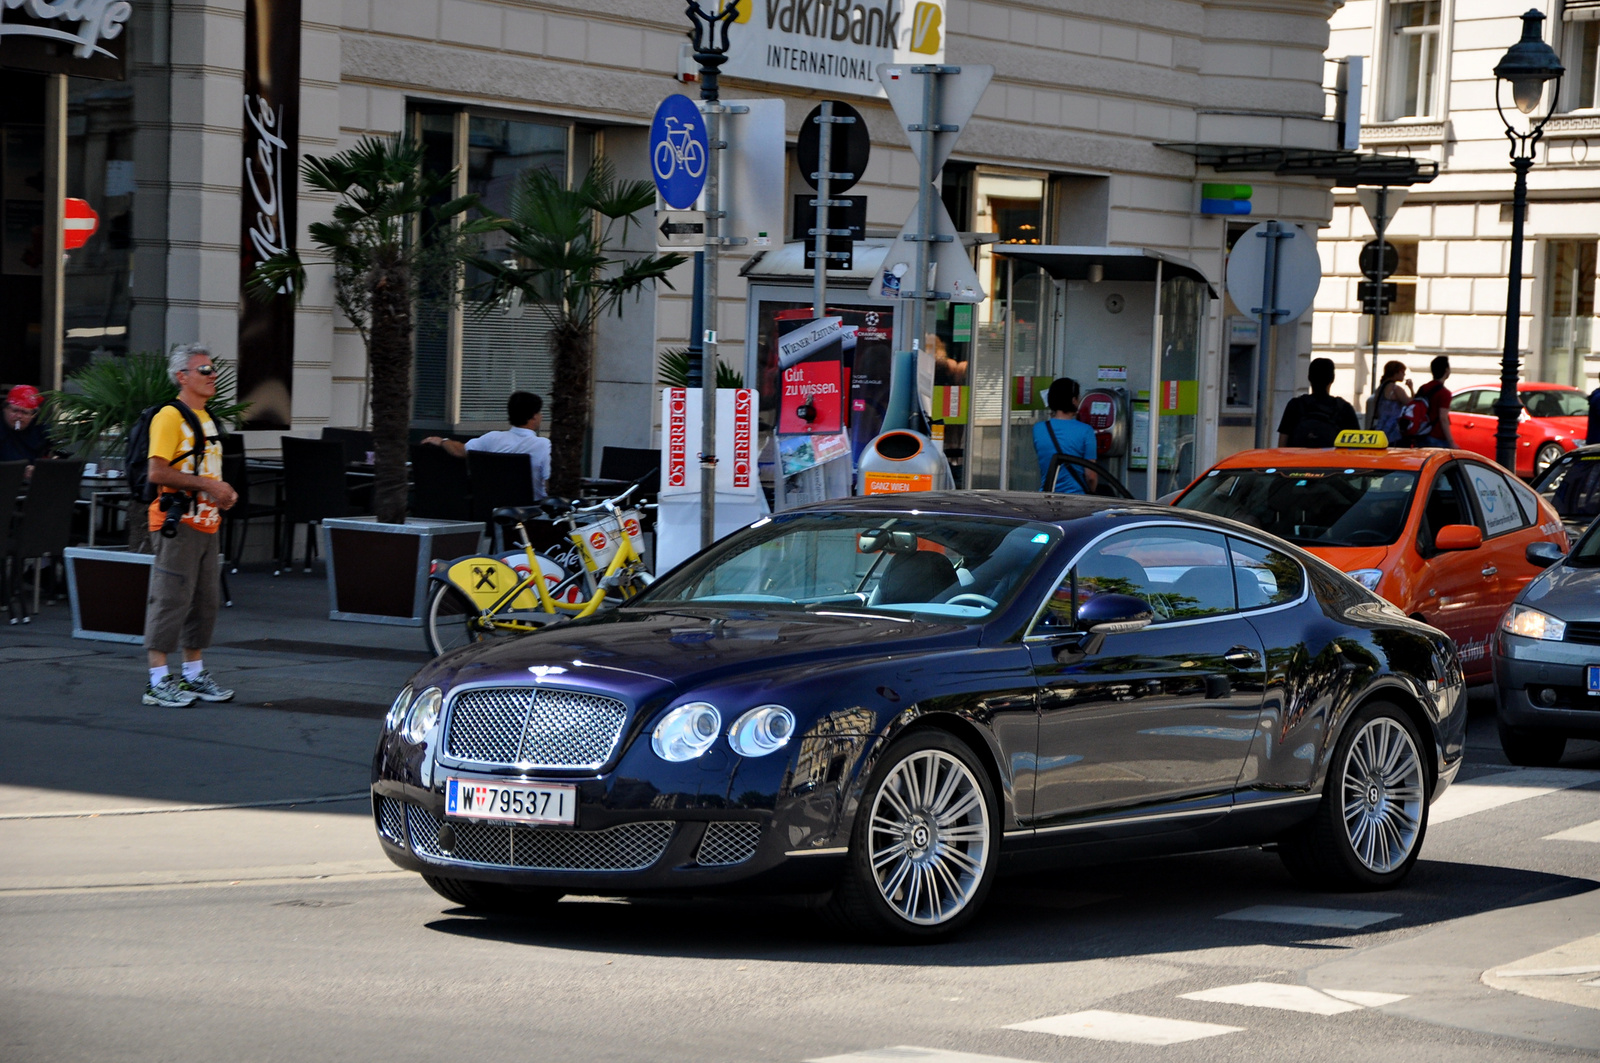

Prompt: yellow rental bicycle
xmin=424 ymin=483 xmax=654 ymax=656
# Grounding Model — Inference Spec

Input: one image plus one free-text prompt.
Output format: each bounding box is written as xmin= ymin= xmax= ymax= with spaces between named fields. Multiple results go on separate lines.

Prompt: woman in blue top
xmin=1033 ymin=378 xmax=1099 ymax=493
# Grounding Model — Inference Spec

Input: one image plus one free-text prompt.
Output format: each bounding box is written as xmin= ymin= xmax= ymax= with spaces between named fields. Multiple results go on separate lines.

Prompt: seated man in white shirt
xmin=422 ymin=391 xmax=551 ymax=499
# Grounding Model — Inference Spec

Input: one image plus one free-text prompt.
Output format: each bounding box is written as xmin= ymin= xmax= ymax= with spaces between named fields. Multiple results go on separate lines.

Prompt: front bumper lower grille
xmin=697 ymin=822 xmax=762 ymax=866
xmin=406 ymin=805 xmax=672 ymax=872
xmin=376 ymin=795 xmax=406 ymax=844
xmin=444 ymin=686 xmax=628 ymax=769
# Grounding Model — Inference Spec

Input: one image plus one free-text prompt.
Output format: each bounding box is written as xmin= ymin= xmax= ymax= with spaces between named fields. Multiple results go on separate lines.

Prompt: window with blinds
xmin=1563 ymin=1 xmax=1600 ymax=110
xmin=459 ymin=301 xmax=556 ymax=423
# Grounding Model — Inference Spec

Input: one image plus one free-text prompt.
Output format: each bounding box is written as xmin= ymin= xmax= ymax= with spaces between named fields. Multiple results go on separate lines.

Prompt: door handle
xmin=1482 ymin=565 xmax=1498 ymax=578
xmin=1223 ymin=646 xmax=1261 ymax=667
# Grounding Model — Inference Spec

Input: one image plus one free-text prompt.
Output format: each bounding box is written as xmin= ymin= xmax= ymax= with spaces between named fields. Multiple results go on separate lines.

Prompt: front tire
xmin=823 ymin=729 xmax=998 ymax=942
xmin=422 ymin=874 xmax=562 ymax=915
xmin=1497 ymin=718 xmax=1566 ymax=766
xmin=1279 ymin=702 xmax=1430 ymax=891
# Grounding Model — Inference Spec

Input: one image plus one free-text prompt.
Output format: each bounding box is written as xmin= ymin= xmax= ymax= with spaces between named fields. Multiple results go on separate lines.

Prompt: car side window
xmin=1072 ymin=526 xmax=1237 ymax=625
xmin=1417 ymin=465 xmax=1470 ymax=555
xmin=1226 ymin=537 xmax=1305 ymax=609
xmin=1463 ymin=462 xmax=1530 ymax=538
xmin=1450 ymin=391 xmax=1482 ymax=414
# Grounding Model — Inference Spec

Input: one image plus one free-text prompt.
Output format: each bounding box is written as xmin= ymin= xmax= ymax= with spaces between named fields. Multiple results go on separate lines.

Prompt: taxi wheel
xmin=422 ymin=874 xmax=563 ymax=914
xmin=1497 ymin=719 xmax=1566 ymax=767
xmin=1534 ymin=443 xmax=1565 ymax=476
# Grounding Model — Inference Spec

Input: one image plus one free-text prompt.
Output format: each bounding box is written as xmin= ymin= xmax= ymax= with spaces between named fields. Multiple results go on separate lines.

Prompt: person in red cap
xmin=1 ymin=384 xmax=56 ymax=469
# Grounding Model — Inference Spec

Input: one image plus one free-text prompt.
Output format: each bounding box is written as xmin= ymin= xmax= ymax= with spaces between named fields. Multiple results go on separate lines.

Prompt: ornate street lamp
xmin=1491 ymin=10 xmax=1564 ymax=470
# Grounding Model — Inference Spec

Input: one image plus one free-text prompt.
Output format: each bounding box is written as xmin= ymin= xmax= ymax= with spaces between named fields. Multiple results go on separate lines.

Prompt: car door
xmin=1449 ymin=389 xmax=1493 ymax=458
xmin=1410 ymin=461 xmax=1497 ymax=674
xmin=1460 ymin=460 xmax=1545 ymax=658
xmin=1025 ymin=525 xmax=1266 ymax=826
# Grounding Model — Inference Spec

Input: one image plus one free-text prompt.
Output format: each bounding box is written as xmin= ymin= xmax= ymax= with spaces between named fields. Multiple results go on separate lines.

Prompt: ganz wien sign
xmin=725 ymin=0 xmax=945 ymax=97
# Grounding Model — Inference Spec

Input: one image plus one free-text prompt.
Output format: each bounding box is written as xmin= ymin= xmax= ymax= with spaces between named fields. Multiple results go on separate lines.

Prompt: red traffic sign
xmin=63 ymin=198 xmax=99 ymax=250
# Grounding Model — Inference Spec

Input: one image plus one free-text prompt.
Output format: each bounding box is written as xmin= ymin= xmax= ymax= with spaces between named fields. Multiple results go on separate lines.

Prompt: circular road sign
xmin=1359 ymin=239 xmax=1400 ymax=281
xmin=63 ymin=198 xmax=99 ymax=251
xmin=797 ymin=101 xmax=870 ymax=193
xmin=1225 ymin=221 xmax=1322 ymax=323
xmin=650 ymin=95 xmax=709 ymax=210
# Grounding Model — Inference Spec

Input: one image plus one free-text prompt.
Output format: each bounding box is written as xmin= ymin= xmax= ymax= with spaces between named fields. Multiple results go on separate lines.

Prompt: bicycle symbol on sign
xmin=653 ymin=118 xmax=706 ymax=182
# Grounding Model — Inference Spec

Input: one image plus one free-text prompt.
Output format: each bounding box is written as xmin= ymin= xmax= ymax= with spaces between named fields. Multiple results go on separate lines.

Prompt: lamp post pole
xmin=1492 ymin=9 xmax=1564 ymax=471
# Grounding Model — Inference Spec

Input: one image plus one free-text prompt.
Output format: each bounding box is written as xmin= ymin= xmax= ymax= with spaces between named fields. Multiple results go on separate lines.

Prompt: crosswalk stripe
xmin=1180 ymin=982 xmax=1406 ymax=1015
xmin=1004 ymin=1010 xmax=1243 ymax=1045
xmin=1430 ymin=768 xmax=1600 ymax=825
xmin=1543 ymin=818 xmax=1600 ymax=843
xmin=806 ymin=1049 xmax=1048 ymax=1063
xmin=1217 ymin=904 xmax=1399 ymax=929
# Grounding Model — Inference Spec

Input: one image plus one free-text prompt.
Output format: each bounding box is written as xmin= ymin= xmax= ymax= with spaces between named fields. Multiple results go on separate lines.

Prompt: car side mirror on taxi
xmin=1434 ymin=524 xmax=1483 ymax=552
xmin=1055 ymin=593 xmax=1154 ymax=661
xmin=1526 ymin=541 xmax=1565 ymax=569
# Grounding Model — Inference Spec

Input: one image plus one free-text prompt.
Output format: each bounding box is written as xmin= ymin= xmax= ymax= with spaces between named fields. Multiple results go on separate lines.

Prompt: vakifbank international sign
xmin=724 ymin=0 xmax=945 ymax=97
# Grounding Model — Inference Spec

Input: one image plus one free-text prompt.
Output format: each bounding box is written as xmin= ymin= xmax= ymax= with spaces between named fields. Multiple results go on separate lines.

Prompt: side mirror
xmin=1526 ymin=541 xmax=1565 ymax=569
xmin=1077 ymin=592 xmax=1155 ymax=635
xmin=1435 ymin=524 xmax=1483 ymax=552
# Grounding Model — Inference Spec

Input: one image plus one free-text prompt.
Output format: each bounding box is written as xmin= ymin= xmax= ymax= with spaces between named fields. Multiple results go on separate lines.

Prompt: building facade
xmin=4 ymin=0 xmax=1364 ymax=496
xmin=1316 ymin=0 xmax=1599 ymax=428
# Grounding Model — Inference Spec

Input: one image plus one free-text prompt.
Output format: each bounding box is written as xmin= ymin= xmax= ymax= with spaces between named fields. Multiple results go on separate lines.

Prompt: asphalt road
xmin=2 ymin=589 xmax=1598 ymax=1063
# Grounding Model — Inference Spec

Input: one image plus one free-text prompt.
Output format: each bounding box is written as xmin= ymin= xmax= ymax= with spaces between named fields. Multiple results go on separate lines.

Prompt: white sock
xmin=182 ymin=660 xmax=203 ymax=680
xmin=149 ymin=666 xmax=169 ymax=685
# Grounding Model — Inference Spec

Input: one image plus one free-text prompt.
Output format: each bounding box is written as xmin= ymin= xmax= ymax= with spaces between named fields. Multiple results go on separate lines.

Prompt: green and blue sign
xmin=1200 ymin=183 xmax=1252 ymax=216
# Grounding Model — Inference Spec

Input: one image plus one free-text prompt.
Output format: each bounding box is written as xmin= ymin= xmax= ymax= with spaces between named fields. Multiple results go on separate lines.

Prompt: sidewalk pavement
xmin=1 ymin=570 xmax=430 ymax=893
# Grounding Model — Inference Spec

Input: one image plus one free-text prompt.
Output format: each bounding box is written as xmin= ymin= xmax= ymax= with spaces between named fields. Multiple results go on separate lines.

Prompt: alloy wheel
xmin=867 ymin=749 xmax=991 ymax=926
xmin=1341 ymin=716 xmax=1425 ymax=874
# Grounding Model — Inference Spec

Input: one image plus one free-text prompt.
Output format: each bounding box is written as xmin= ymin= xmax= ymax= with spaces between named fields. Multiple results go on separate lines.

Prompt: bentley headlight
xmin=384 ymin=684 xmax=413 ymax=732
xmin=728 ymin=705 xmax=796 ymax=757
xmin=1502 ymin=604 xmax=1566 ymax=642
xmin=404 ymin=687 xmax=443 ymax=743
xmin=652 ymin=702 xmax=721 ymax=761
xmin=1346 ymin=569 xmax=1383 ymax=592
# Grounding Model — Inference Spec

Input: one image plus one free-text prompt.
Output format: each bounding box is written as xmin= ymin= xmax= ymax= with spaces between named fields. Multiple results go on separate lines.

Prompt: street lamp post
xmin=1492 ymin=10 xmax=1564 ymax=471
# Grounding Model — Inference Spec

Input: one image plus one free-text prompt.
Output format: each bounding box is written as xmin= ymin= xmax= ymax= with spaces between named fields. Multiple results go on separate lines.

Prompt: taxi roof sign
xmin=1334 ymin=429 xmax=1388 ymax=449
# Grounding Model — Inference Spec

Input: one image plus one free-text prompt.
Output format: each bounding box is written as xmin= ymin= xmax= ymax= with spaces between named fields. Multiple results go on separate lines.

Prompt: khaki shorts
xmin=143 ymin=523 xmax=220 ymax=653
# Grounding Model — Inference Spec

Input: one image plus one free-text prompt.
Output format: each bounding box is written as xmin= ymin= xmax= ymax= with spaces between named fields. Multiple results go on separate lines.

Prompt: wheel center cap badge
xmin=912 ymin=825 xmax=930 ymax=849
xmin=1368 ymin=784 xmax=1381 ymax=805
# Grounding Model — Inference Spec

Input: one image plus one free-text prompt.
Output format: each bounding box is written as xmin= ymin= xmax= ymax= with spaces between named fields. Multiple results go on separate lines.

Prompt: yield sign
xmin=63 ymin=198 xmax=99 ymax=250
xmin=870 ymin=191 xmax=986 ymax=305
xmin=875 ymin=63 xmax=994 ymax=174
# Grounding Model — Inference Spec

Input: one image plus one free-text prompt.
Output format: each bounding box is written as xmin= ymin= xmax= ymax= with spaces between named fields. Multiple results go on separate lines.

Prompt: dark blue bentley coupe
xmin=373 ymin=493 xmax=1466 ymax=940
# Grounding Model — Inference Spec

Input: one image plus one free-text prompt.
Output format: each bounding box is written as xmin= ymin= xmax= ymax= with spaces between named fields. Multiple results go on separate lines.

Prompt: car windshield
xmin=633 ymin=512 xmax=1059 ymax=620
xmin=1523 ymin=390 xmax=1589 ymax=418
xmin=1176 ymin=467 xmax=1419 ymax=548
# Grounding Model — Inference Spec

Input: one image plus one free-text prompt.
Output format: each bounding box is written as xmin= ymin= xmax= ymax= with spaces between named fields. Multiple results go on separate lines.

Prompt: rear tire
xmin=422 ymin=874 xmax=562 ymax=915
xmin=424 ymin=581 xmax=483 ymax=657
xmin=1534 ymin=442 xmax=1565 ymax=476
xmin=1497 ymin=718 xmax=1566 ymax=767
xmin=1279 ymin=701 xmax=1430 ymax=891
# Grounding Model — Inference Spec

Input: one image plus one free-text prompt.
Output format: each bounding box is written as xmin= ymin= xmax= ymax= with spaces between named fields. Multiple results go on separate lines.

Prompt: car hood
xmin=423 ymin=606 xmax=978 ymax=698
xmin=1518 ymin=561 xmax=1600 ymax=620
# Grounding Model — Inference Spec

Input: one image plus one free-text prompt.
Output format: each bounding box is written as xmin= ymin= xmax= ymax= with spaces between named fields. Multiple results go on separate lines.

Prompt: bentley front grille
xmin=407 ymin=806 xmax=673 ymax=872
xmin=444 ymin=686 xmax=627 ymax=769
xmin=696 ymin=822 xmax=762 ymax=866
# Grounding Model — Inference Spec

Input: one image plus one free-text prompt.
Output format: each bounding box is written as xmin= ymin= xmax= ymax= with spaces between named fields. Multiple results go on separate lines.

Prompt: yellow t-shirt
xmin=146 ymin=405 xmax=223 ymax=534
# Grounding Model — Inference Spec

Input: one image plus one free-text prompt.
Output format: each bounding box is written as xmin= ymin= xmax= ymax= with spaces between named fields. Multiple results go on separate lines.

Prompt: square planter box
xmin=322 ymin=517 xmax=484 ymax=626
xmin=64 ymin=546 xmax=153 ymax=644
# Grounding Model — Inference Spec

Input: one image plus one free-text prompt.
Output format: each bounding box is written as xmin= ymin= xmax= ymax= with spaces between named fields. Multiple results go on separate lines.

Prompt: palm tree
xmin=248 ymin=136 xmax=499 ymax=523
xmin=473 ymin=159 xmax=687 ymax=496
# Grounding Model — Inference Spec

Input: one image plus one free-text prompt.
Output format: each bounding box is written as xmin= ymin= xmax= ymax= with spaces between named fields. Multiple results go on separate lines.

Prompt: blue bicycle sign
xmin=650 ymin=95 xmax=708 ymax=210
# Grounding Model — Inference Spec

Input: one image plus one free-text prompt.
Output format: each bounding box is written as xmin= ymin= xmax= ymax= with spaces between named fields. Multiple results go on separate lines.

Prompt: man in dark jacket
xmin=1277 ymin=358 xmax=1360 ymax=447
xmin=0 ymin=385 xmax=56 ymax=471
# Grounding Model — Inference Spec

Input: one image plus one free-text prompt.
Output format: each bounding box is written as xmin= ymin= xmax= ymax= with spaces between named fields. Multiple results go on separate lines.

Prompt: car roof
xmin=1206 ymin=447 xmax=1465 ymax=472
xmin=1457 ymin=381 xmax=1581 ymax=393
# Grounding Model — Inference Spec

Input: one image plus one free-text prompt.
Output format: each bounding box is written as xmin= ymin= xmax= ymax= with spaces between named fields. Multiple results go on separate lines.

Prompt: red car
xmin=1446 ymin=382 xmax=1589 ymax=479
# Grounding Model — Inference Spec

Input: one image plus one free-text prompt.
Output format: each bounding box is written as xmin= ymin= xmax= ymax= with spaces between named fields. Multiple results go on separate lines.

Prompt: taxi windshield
xmin=1176 ymin=467 xmax=1419 ymax=548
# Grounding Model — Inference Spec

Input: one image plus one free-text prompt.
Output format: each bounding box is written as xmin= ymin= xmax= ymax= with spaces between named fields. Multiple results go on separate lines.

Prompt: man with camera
xmin=142 ymin=345 xmax=238 ymax=708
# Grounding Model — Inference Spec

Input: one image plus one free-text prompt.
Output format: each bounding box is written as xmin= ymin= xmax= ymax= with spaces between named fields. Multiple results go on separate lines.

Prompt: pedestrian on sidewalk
xmin=1369 ymin=360 xmax=1412 ymax=442
xmin=1034 ymin=377 xmax=1098 ymax=494
xmin=141 ymin=344 xmax=238 ymax=708
xmin=1278 ymin=357 xmax=1360 ymax=447
xmin=1402 ymin=355 xmax=1456 ymax=449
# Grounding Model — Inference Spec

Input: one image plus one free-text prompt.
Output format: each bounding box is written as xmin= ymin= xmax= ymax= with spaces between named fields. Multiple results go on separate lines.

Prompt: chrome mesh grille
xmin=444 ymin=686 xmax=628 ymax=769
xmin=407 ymin=806 xmax=672 ymax=871
xmin=376 ymin=795 xmax=406 ymax=844
xmin=697 ymin=822 xmax=762 ymax=866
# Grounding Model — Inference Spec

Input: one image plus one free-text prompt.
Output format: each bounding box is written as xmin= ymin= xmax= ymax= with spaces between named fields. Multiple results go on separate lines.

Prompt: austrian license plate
xmin=1588 ymin=667 xmax=1600 ymax=695
xmin=445 ymin=778 xmax=576 ymax=825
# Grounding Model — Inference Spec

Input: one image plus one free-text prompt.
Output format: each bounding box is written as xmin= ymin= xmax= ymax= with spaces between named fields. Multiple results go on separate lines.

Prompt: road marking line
xmin=807 ymin=1048 xmax=1049 ymax=1063
xmin=1430 ymin=768 xmax=1600 ymax=825
xmin=1217 ymin=904 xmax=1399 ymax=929
xmin=1544 ymin=818 xmax=1600 ymax=843
xmin=0 ymin=792 xmax=369 ymax=821
xmin=1180 ymin=982 xmax=1406 ymax=1015
xmin=1004 ymin=1010 xmax=1242 ymax=1045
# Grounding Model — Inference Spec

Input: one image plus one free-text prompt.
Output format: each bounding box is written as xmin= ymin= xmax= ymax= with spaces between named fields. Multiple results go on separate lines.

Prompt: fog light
xmin=1539 ymin=687 xmax=1559 ymax=707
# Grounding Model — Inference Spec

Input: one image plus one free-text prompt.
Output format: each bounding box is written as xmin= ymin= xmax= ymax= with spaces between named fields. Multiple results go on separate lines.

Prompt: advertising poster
xmin=777 ymin=316 xmax=847 ymax=434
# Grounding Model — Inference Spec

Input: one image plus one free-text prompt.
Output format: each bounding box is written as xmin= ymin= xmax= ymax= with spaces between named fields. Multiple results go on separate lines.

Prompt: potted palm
xmin=249 ymin=136 xmax=500 ymax=624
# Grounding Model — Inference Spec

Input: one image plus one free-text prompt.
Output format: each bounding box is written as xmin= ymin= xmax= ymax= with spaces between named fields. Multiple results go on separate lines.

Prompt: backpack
xmin=1288 ymin=396 xmax=1343 ymax=448
xmin=1398 ymin=382 xmax=1438 ymax=442
xmin=126 ymin=401 xmax=210 ymax=504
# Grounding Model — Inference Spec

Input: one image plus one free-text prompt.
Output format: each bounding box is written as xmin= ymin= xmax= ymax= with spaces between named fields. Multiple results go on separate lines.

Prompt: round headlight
xmin=652 ymin=702 xmax=721 ymax=762
xmin=404 ymin=687 xmax=443 ymax=743
xmin=728 ymin=705 xmax=796 ymax=757
xmin=384 ymin=684 xmax=413 ymax=731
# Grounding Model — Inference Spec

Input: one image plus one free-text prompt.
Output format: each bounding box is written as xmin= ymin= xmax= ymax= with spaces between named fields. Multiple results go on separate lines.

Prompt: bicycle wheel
xmin=653 ymin=140 xmax=676 ymax=181
xmin=681 ymin=139 xmax=705 ymax=178
xmin=424 ymin=581 xmax=489 ymax=657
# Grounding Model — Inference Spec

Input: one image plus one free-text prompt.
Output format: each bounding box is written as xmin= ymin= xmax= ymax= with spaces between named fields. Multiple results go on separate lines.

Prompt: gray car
xmin=1493 ymin=531 xmax=1600 ymax=765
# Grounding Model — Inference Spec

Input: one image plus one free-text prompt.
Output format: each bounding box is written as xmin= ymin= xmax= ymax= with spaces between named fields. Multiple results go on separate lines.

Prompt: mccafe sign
xmin=0 ymin=0 xmax=131 ymax=59
xmin=724 ymin=0 xmax=945 ymax=96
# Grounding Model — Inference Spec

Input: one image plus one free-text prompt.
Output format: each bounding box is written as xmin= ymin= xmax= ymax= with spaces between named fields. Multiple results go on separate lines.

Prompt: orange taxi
xmin=1172 ymin=431 xmax=1567 ymax=679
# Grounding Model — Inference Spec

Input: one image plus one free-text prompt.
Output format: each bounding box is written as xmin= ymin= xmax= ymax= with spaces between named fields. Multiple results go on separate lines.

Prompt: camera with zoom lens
xmin=157 ymin=492 xmax=192 ymax=538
